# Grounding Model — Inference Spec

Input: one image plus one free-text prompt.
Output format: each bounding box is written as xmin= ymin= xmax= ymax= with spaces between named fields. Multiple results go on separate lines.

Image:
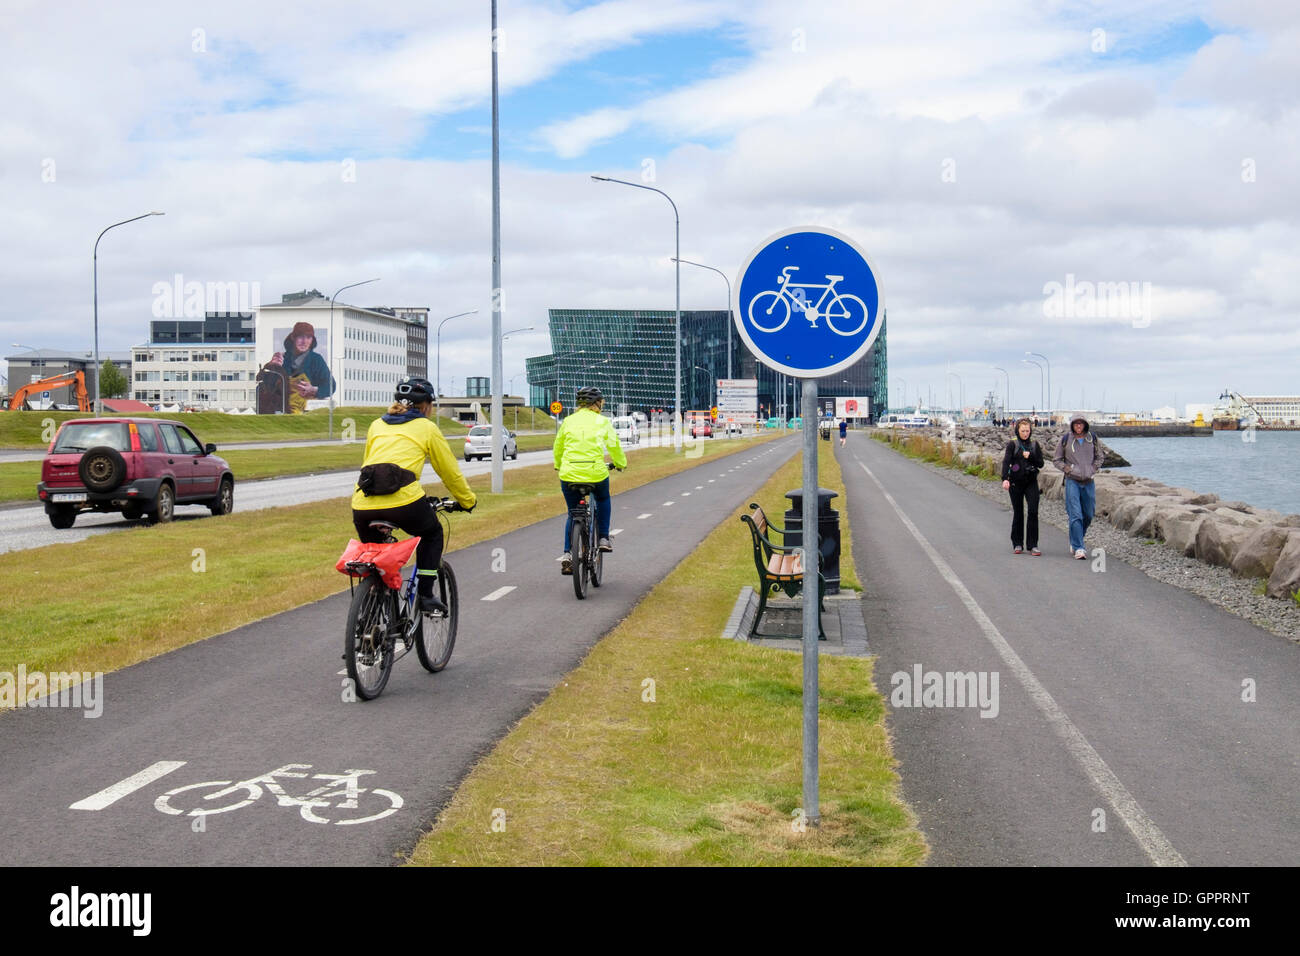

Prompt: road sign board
xmin=550 ymin=401 xmax=562 ymax=415
xmin=734 ymin=226 xmax=883 ymax=378
xmin=710 ymin=406 xmax=718 ymax=421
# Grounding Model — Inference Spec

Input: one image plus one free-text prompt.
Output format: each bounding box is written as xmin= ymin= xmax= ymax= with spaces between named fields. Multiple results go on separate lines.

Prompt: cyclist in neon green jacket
xmin=554 ymin=386 xmax=627 ymax=575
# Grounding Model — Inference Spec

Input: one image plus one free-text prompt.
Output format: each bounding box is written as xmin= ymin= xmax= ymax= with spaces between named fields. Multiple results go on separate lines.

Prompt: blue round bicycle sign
xmin=734 ymin=226 xmax=883 ymax=378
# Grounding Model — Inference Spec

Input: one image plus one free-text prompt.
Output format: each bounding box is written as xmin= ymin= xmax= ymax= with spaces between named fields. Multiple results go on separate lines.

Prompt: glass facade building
xmin=527 ymin=308 xmax=887 ymax=420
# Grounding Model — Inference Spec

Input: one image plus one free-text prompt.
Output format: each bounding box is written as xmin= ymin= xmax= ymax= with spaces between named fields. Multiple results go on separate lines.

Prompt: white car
xmin=611 ymin=416 xmax=640 ymax=444
xmin=463 ymin=425 xmax=518 ymax=461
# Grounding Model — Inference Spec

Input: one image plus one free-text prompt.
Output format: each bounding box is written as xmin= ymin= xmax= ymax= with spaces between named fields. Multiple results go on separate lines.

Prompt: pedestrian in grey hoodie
xmin=1053 ymin=415 xmax=1105 ymax=559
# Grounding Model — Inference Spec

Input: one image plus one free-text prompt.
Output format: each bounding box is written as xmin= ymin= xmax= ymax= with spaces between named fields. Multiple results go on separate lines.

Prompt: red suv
xmin=37 ymin=418 xmax=235 ymax=529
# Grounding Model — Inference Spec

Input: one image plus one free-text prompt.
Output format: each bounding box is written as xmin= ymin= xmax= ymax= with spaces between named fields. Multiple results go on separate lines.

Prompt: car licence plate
xmin=51 ymin=493 xmax=87 ymax=502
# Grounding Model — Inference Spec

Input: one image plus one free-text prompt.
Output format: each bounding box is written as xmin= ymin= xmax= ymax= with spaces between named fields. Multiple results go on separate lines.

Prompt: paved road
xmin=840 ymin=436 xmax=1300 ymax=865
xmin=0 ymin=437 xmax=797 ymax=865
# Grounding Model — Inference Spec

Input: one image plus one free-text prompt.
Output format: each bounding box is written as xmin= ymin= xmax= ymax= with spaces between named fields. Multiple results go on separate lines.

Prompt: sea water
xmin=1102 ymin=430 xmax=1300 ymax=515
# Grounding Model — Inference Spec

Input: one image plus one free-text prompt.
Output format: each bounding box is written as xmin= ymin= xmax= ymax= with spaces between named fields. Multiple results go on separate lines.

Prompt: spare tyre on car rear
xmin=79 ymin=446 xmax=127 ymax=492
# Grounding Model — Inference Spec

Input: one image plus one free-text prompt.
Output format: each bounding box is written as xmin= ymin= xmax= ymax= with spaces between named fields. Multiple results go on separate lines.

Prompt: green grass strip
xmin=407 ymin=439 xmax=924 ymax=866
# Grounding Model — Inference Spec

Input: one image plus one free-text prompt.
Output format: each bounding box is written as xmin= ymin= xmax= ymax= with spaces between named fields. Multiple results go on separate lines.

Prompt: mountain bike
xmin=338 ymin=497 xmax=464 ymax=701
xmin=569 ymin=463 xmax=618 ymax=600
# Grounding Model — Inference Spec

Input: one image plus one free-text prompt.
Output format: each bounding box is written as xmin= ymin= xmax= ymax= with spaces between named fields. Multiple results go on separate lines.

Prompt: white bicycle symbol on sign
xmin=747 ymin=266 xmax=870 ymax=336
xmin=154 ymin=763 xmax=402 ymax=826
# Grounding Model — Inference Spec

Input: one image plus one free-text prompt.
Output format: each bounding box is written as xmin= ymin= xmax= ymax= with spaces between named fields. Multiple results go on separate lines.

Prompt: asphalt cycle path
xmin=841 ymin=436 xmax=1300 ymax=866
xmin=0 ymin=437 xmax=797 ymax=865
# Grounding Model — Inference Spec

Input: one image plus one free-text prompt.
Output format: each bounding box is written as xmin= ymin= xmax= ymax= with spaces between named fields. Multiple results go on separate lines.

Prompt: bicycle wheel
xmin=345 ymin=576 xmax=394 ymax=701
xmin=416 ymin=562 xmax=458 ymax=673
xmin=824 ymin=292 xmax=869 ymax=336
xmin=571 ymin=517 xmax=588 ymax=600
xmin=590 ymin=513 xmax=604 ymax=588
xmin=747 ymin=290 xmax=791 ymax=333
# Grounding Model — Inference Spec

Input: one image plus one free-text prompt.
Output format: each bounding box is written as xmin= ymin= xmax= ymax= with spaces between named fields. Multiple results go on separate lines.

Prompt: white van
xmin=611 ymin=416 xmax=640 ymax=445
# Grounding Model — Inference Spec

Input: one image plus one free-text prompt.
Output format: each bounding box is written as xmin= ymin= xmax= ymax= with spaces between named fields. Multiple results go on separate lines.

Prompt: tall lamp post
xmin=692 ymin=365 xmax=715 ymax=409
xmin=1022 ymin=358 xmax=1044 ymax=416
xmin=672 ymin=257 xmax=732 ymax=379
xmin=94 ymin=211 xmax=163 ymax=416
xmin=435 ymin=309 xmax=479 ymax=423
xmin=328 ymin=277 xmax=380 ymax=439
xmin=1026 ymin=351 xmax=1051 ymax=423
xmin=992 ymin=366 xmax=1010 ymax=420
xmin=591 ymin=174 xmax=681 ymax=448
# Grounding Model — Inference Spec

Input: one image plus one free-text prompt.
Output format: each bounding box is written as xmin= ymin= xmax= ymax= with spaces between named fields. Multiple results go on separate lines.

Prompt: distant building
xmin=132 ymin=313 xmax=257 ymax=410
xmin=1244 ymin=395 xmax=1300 ymax=426
xmin=527 ymin=308 xmax=888 ymax=421
xmin=255 ymin=291 xmax=431 ymax=407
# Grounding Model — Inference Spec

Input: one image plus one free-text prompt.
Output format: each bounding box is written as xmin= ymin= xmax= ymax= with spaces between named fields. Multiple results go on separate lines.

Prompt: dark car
xmin=37 ymin=418 xmax=235 ymax=529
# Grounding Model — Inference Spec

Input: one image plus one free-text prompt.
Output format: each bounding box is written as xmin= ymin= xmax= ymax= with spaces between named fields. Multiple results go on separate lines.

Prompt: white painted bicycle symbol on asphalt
xmin=747 ymin=266 xmax=870 ymax=336
xmin=154 ymin=763 xmax=403 ymax=825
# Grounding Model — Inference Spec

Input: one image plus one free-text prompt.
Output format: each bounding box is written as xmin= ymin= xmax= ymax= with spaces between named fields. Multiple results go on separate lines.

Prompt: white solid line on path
xmin=858 ymin=461 xmax=1187 ymax=868
xmin=610 ymin=529 xmax=623 ymax=536
xmin=70 ymin=761 xmax=188 ymax=811
xmin=637 ymin=513 xmax=652 ymax=519
xmin=481 ymin=586 xmax=516 ymax=601
xmin=663 ymin=501 xmax=675 ymax=507
xmin=337 ymin=668 xmax=348 ymax=676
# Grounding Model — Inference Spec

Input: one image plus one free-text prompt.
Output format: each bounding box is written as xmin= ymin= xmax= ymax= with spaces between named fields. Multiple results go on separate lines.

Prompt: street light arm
xmin=95 ymin=212 xmax=164 ymax=257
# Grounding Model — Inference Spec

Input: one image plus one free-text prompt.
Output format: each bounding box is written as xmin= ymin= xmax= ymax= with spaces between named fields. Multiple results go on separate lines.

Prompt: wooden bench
xmin=740 ymin=503 xmax=826 ymax=640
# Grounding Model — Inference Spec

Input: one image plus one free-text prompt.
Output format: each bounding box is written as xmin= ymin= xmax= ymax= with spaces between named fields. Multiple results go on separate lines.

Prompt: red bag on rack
xmin=335 ymin=537 xmax=420 ymax=590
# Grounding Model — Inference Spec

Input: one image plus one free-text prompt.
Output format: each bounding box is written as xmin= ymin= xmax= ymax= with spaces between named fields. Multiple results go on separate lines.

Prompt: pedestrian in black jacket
xmin=1001 ymin=418 xmax=1044 ymax=555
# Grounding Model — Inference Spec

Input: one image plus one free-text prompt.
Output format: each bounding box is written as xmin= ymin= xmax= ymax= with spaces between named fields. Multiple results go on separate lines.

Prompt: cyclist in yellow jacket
xmin=352 ymin=376 xmax=476 ymax=614
xmin=554 ymin=386 xmax=627 ymax=574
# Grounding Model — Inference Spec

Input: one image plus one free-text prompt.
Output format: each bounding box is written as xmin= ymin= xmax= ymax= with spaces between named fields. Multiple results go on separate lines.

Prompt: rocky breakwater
xmin=893 ymin=425 xmax=1300 ymax=602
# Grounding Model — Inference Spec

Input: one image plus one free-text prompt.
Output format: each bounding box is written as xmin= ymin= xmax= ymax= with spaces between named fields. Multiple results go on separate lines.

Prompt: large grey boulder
xmin=1110 ymin=495 xmax=1158 ymax=532
xmin=1230 ymin=526 xmax=1300 ymax=580
xmin=1194 ymin=519 xmax=1253 ymax=568
xmin=1158 ymin=511 xmax=1206 ymax=557
xmin=1211 ymin=507 xmax=1262 ymax=528
xmin=1266 ymin=535 xmax=1300 ymax=599
xmin=1183 ymin=492 xmax=1219 ymax=506
xmin=1037 ymin=466 xmax=1064 ymax=499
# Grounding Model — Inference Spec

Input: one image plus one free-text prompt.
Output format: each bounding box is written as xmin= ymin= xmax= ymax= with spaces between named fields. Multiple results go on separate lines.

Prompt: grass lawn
xmin=405 ymin=438 xmax=921 ymax=865
xmin=0 ymin=433 xmax=782 ymax=686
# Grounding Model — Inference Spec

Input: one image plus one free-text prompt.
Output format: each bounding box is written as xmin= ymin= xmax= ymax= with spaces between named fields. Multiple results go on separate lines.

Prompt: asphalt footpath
xmin=840 ymin=435 xmax=1300 ymax=866
xmin=0 ymin=436 xmax=797 ymax=865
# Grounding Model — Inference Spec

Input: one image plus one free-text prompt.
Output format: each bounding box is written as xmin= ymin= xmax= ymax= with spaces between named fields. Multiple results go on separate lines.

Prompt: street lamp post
xmin=1027 ymin=351 xmax=1051 ymax=423
xmin=672 ymin=257 xmax=732 ymax=379
xmin=946 ymin=371 xmax=965 ymax=422
xmin=992 ymin=367 xmax=1011 ymax=420
xmin=592 ymin=174 xmax=680 ymax=448
xmin=328 ymin=277 xmax=380 ymax=439
xmin=94 ymin=212 xmax=163 ymax=416
xmin=435 ymin=310 xmax=479 ymax=423
xmin=1022 ymin=358 xmax=1044 ymax=416
xmin=692 ymin=365 xmax=715 ymax=409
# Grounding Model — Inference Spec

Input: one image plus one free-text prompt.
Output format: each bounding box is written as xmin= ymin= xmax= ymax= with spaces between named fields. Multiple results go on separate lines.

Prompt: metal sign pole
xmin=801 ymin=376 xmax=820 ymax=825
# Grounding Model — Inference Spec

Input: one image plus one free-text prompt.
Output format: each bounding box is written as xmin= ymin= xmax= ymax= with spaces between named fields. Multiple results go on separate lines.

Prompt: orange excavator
xmin=6 ymin=371 xmax=92 ymax=411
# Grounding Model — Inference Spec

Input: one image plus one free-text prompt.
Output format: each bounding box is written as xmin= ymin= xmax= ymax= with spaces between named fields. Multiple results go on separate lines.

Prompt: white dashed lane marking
xmin=481 ymin=586 xmax=516 ymax=601
xmin=663 ymin=501 xmax=675 ymax=507
xmin=637 ymin=513 xmax=652 ymax=519
xmin=681 ymin=492 xmax=691 ymax=497
xmin=695 ymin=485 xmax=703 ymax=490
xmin=610 ymin=529 xmax=623 ymax=536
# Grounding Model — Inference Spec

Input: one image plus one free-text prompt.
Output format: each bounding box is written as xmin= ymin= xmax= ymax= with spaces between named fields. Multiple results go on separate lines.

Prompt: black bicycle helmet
xmin=576 ymin=385 xmax=604 ymax=405
xmin=394 ymin=376 xmax=435 ymax=404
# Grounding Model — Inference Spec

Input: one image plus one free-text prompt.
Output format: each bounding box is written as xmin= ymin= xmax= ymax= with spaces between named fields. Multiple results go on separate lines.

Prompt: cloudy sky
xmin=1 ymin=0 xmax=1296 ymax=413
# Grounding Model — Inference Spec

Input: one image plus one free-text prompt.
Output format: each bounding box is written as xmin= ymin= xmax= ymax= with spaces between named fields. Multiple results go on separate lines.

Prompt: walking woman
xmin=1001 ymin=418 xmax=1044 ymax=555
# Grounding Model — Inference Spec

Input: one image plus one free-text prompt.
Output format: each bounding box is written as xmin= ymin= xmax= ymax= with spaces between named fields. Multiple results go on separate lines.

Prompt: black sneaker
xmin=419 ymin=593 xmax=448 ymax=616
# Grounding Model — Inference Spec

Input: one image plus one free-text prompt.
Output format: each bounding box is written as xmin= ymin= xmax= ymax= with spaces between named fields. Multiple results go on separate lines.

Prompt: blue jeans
xmin=561 ymin=478 xmax=610 ymax=551
xmin=1063 ymin=478 xmax=1095 ymax=552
